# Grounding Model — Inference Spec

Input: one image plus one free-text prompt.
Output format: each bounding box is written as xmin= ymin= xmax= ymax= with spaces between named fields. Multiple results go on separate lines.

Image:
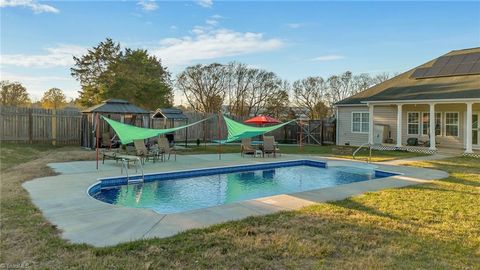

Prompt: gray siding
xmin=337 ymin=103 xmax=479 ymax=149
xmin=337 ymin=105 xmax=396 ymax=146
xmin=402 ymin=103 xmax=470 ymax=149
xmin=337 ymin=106 xmax=369 ymax=146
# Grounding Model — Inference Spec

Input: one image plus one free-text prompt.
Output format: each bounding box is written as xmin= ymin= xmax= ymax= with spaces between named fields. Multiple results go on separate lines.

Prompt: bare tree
xmin=263 ymin=80 xmax=290 ymax=119
xmin=352 ymin=73 xmax=374 ymax=93
xmin=177 ymin=63 xmax=229 ymax=113
xmin=326 ymin=71 xmax=355 ymax=107
xmin=372 ymin=72 xmax=392 ymax=85
xmin=225 ymin=62 xmax=285 ymax=117
xmin=293 ymin=77 xmax=329 ymax=119
xmin=225 ymin=62 xmax=254 ymax=116
xmin=247 ymin=70 xmax=283 ymax=116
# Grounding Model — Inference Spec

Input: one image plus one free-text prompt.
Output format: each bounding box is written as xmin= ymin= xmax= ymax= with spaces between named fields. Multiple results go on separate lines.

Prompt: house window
xmin=422 ymin=112 xmax=442 ymax=136
xmin=445 ymin=112 xmax=459 ymax=137
xmin=407 ymin=112 xmax=420 ymax=135
xmin=352 ymin=112 xmax=369 ymax=133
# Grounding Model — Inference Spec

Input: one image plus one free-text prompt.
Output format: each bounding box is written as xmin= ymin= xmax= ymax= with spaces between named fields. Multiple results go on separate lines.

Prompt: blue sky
xmin=1 ymin=0 xmax=479 ymax=104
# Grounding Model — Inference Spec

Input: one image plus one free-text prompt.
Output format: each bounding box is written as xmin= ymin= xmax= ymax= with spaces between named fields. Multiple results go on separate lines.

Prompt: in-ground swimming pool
xmin=89 ymin=160 xmax=397 ymax=214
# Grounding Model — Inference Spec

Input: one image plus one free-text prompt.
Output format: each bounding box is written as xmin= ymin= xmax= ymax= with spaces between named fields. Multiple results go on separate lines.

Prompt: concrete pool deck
xmin=22 ymin=154 xmax=448 ymax=247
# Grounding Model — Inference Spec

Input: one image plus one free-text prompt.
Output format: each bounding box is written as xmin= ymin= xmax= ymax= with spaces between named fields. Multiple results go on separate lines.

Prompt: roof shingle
xmin=336 ymin=47 xmax=480 ymax=105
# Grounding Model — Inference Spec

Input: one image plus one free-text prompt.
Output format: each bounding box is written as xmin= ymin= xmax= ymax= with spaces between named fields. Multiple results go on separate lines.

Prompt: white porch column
xmin=465 ymin=102 xmax=473 ymax=153
xmin=429 ymin=103 xmax=436 ymax=151
xmin=396 ymin=104 xmax=402 ymax=147
xmin=368 ymin=104 xmax=374 ymax=144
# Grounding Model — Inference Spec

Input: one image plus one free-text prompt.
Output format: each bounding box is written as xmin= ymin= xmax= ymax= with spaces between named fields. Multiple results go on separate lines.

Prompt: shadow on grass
xmin=98 ymin=207 xmax=478 ymax=269
xmin=410 ymin=182 xmax=480 ymax=194
xmin=326 ymin=198 xmax=401 ymax=221
xmin=436 ymin=176 xmax=480 ymax=187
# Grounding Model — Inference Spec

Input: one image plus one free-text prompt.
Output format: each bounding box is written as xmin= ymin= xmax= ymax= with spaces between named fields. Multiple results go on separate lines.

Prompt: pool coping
xmin=22 ymin=154 xmax=449 ymax=247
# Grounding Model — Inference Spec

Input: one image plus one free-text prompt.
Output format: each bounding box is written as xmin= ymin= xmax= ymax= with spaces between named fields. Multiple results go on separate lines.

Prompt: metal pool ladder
xmin=120 ymin=157 xmax=144 ymax=184
xmin=353 ymin=143 xmax=372 ymax=163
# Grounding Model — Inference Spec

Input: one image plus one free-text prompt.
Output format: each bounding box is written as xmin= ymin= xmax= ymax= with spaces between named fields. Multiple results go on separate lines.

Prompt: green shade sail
xmin=101 ymin=116 xmax=209 ymax=144
xmin=220 ymin=115 xmax=296 ymax=143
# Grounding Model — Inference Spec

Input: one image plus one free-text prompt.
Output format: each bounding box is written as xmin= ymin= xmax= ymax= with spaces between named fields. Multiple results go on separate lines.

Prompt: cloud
xmin=0 ymin=44 xmax=87 ymax=67
xmin=195 ymin=0 xmax=212 ymax=8
xmin=211 ymin=14 xmax=223 ymax=19
xmin=206 ymin=19 xmax=218 ymax=26
xmin=151 ymin=28 xmax=284 ymax=66
xmin=0 ymin=0 xmax=59 ymax=13
xmin=137 ymin=0 xmax=158 ymax=11
xmin=310 ymin=55 xmax=345 ymax=61
xmin=205 ymin=14 xmax=224 ymax=26
xmin=286 ymin=23 xmax=304 ymax=29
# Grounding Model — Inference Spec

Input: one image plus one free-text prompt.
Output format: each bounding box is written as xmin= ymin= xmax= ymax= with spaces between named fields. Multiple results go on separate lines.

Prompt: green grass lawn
xmin=1 ymin=144 xmax=479 ymax=269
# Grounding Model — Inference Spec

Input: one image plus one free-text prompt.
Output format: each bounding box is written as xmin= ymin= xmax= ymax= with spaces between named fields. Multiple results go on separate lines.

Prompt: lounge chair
xmin=101 ymin=149 xmax=117 ymax=164
xmin=133 ymin=140 xmax=160 ymax=163
xmin=158 ymin=137 xmax=176 ymax=161
xmin=241 ymin=138 xmax=257 ymax=157
xmin=263 ymin=136 xmax=280 ymax=157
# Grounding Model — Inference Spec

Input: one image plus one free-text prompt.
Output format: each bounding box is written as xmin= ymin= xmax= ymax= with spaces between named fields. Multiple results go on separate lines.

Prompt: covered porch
xmin=365 ymin=99 xmax=480 ymax=157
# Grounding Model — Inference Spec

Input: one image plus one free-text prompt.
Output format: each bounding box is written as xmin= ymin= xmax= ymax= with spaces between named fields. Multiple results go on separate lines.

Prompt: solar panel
xmin=447 ymin=54 xmax=466 ymax=65
xmin=412 ymin=51 xmax=480 ymax=79
xmin=437 ymin=64 xmax=460 ymax=76
xmin=454 ymin=62 xmax=475 ymax=74
xmin=470 ymin=61 xmax=480 ymax=73
xmin=423 ymin=66 xmax=444 ymax=77
xmin=463 ymin=52 xmax=480 ymax=63
xmin=410 ymin=67 xmax=430 ymax=79
xmin=432 ymin=56 xmax=451 ymax=67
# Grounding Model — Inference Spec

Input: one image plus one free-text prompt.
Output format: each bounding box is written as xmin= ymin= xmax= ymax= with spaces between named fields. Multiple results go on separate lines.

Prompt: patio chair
xmin=133 ymin=140 xmax=160 ymax=163
xmin=263 ymin=136 xmax=279 ymax=157
xmin=158 ymin=137 xmax=176 ymax=161
xmin=241 ymin=138 xmax=256 ymax=157
xmin=101 ymin=132 xmax=112 ymax=149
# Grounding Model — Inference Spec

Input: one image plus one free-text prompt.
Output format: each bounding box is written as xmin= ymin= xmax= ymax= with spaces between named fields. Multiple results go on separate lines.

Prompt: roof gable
xmin=336 ymin=47 xmax=480 ymax=105
xmin=82 ymin=99 xmax=149 ymax=114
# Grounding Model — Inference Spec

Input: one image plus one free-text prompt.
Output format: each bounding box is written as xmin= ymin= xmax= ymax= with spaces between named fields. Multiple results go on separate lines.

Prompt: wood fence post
xmin=320 ymin=120 xmax=324 ymax=146
xmin=51 ymin=109 xmax=57 ymax=146
xmin=28 ymin=108 xmax=33 ymax=144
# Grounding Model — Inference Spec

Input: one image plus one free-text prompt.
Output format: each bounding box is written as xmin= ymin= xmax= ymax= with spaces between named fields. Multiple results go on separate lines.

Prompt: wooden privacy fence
xmin=158 ymin=114 xmax=336 ymax=145
xmin=0 ymin=106 xmax=82 ymax=145
xmin=297 ymin=119 xmax=336 ymax=145
xmin=1 ymin=106 xmax=336 ymax=146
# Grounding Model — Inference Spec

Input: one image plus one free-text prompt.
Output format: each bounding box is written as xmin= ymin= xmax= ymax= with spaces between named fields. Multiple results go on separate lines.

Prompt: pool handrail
xmin=353 ymin=143 xmax=372 ymax=163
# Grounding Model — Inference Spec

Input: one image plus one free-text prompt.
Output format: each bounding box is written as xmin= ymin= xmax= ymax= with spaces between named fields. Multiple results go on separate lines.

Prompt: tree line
xmin=0 ymin=81 xmax=69 ymax=109
xmin=1 ymin=38 xmax=393 ymax=119
xmin=177 ymin=62 xmax=392 ymax=119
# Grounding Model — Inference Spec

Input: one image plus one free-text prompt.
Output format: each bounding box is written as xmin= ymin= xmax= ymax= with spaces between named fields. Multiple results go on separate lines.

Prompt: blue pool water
xmin=91 ymin=161 xmax=395 ymax=214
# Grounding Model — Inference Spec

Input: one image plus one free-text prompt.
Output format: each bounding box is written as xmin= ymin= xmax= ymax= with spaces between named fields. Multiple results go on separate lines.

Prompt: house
xmin=335 ymin=47 xmax=480 ymax=155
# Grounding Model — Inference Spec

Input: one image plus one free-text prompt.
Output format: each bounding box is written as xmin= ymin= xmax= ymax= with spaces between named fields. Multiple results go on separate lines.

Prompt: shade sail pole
xmin=95 ymin=113 xmax=100 ymax=170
